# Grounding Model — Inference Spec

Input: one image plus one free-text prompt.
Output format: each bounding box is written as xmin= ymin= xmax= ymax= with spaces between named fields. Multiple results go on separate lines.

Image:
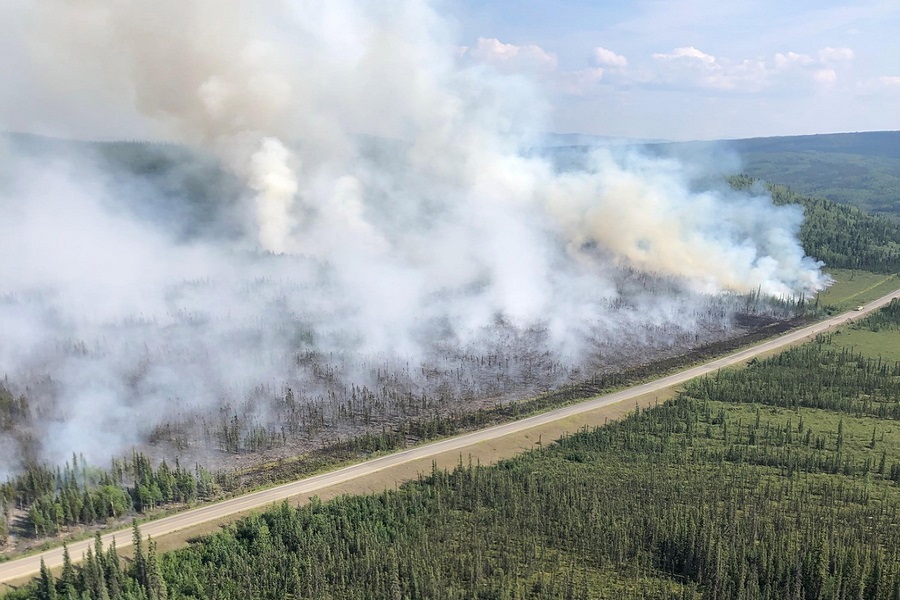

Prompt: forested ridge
xmin=773 ymin=185 xmax=900 ymax=274
xmin=734 ymin=132 xmax=900 ymax=216
xmin=1 ymin=454 xmax=229 ymax=541
xmin=651 ymin=131 xmax=900 ymax=216
xmin=731 ymin=175 xmax=900 ymax=274
xmin=7 ymin=300 xmax=900 ymax=599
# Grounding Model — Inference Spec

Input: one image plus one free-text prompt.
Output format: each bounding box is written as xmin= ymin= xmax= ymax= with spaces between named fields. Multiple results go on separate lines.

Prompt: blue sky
xmin=451 ymin=0 xmax=900 ymax=139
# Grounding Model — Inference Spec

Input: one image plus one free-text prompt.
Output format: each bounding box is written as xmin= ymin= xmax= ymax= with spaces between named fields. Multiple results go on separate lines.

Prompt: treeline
xmin=0 ymin=290 xmax=809 ymax=546
xmin=1 ymin=452 xmax=229 ymax=539
xmin=686 ymin=343 xmax=900 ymax=419
xmin=10 ymin=310 xmax=900 ymax=599
xmin=17 ymin=525 xmax=168 ymax=600
xmin=730 ymin=175 xmax=900 ymax=273
xmin=854 ymin=296 xmax=900 ymax=332
xmin=685 ymin=300 xmax=900 ymax=420
xmin=0 ymin=382 xmax=29 ymax=546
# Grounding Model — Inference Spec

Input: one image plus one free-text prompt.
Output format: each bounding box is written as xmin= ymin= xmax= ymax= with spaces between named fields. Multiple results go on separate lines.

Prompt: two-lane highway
xmin=2 ymin=288 xmax=899 ymax=586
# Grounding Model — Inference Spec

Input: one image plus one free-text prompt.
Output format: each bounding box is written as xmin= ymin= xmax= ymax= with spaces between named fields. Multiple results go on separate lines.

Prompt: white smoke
xmin=250 ymin=137 xmax=299 ymax=254
xmin=15 ymin=0 xmax=827 ymax=296
xmin=541 ymin=150 xmax=821 ymax=297
xmin=0 ymin=0 xmax=830 ymax=469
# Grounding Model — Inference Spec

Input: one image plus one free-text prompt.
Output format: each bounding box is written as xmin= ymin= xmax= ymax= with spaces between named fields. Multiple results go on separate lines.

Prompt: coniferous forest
xmin=3 ymin=175 xmax=897 ymax=552
xmin=6 ymin=300 xmax=900 ymax=599
xmin=1 ymin=134 xmax=899 ymax=555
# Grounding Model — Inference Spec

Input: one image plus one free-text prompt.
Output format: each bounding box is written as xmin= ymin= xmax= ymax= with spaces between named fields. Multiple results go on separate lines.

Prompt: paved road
xmin=2 ymin=289 xmax=899 ymax=585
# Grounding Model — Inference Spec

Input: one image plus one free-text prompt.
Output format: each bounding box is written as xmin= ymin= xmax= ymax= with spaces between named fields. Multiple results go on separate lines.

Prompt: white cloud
xmin=649 ymin=46 xmax=767 ymax=91
xmin=813 ymin=68 xmax=838 ymax=85
xmin=462 ymin=37 xmax=605 ymax=96
xmin=844 ymin=73 xmax=900 ymax=95
xmin=468 ymin=37 xmax=558 ymax=72
xmin=773 ymin=47 xmax=852 ymax=87
xmin=593 ymin=46 xmax=628 ymax=68
xmin=646 ymin=45 xmax=854 ymax=92
xmin=818 ymin=46 xmax=854 ymax=62
xmin=774 ymin=51 xmax=814 ymax=70
xmin=558 ymin=67 xmax=605 ymax=95
xmin=775 ymin=47 xmax=853 ymax=73
xmin=653 ymin=46 xmax=717 ymax=64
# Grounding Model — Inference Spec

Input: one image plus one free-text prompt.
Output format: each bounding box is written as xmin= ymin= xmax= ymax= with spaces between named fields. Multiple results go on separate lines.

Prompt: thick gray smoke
xmin=0 ymin=0 xmax=829 ymax=473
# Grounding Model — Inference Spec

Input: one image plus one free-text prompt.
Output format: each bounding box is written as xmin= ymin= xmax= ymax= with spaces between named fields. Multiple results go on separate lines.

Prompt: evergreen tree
xmin=37 ymin=559 xmax=57 ymax=600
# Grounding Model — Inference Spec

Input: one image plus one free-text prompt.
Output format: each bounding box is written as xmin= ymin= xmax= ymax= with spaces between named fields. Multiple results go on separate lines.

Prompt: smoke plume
xmin=0 ymin=0 xmax=829 ymax=472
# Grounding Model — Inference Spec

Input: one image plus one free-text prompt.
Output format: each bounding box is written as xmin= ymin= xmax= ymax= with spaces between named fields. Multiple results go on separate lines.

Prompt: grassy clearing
xmin=712 ymin=403 xmax=900 ymax=466
xmin=825 ymin=293 xmax=900 ymax=361
xmin=828 ymin=328 xmax=900 ymax=362
xmin=817 ymin=268 xmax=900 ymax=312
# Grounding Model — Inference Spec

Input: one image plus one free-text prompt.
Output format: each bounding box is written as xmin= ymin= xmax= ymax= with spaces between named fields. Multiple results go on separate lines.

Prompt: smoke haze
xmin=0 ymin=0 xmax=829 ymax=473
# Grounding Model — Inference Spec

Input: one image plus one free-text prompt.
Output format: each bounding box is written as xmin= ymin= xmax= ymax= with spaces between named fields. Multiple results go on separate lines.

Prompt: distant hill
xmin=646 ymin=131 xmax=900 ymax=217
xmin=540 ymin=132 xmax=668 ymax=147
xmin=1 ymin=131 xmax=244 ymax=241
xmin=542 ymin=131 xmax=900 ymax=217
xmin=724 ymin=131 xmax=900 ymax=159
xmin=7 ymin=129 xmax=900 ymax=219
